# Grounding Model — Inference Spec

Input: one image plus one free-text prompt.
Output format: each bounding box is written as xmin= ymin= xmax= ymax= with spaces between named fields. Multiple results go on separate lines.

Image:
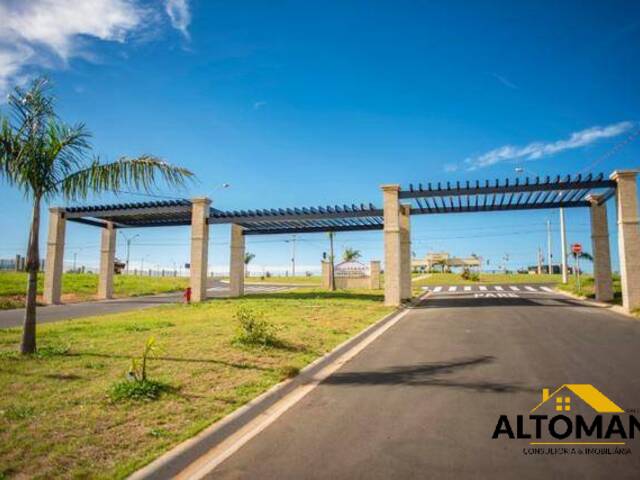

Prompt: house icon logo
xmin=530 ymin=384 xmax=624 ymax=414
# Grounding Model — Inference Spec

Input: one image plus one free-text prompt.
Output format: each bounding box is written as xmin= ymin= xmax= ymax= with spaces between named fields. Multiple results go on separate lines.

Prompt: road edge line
xmin=128 ymin=294 xmax=426 ymax=480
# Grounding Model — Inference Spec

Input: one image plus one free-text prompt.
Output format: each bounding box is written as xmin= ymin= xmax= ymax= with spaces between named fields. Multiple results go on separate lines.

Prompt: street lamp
xmin=122 ymin=233 xmax=140 ymax=274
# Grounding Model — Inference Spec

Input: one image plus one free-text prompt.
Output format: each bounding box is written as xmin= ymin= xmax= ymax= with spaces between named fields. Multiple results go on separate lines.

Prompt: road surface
xmin=0 ymin=280 xmax=292 ymax=329
xmin=204 ymin=286 xmax=640 ymax=479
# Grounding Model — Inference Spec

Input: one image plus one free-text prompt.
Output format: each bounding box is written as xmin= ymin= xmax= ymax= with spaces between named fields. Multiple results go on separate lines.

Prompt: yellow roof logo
xmin=531 ymin=384 xmax=624 ymax=413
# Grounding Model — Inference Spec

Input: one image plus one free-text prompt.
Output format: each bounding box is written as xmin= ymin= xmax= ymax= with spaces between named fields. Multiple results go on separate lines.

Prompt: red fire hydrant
xmin=183 ymin=287 xmax=192 ymax=304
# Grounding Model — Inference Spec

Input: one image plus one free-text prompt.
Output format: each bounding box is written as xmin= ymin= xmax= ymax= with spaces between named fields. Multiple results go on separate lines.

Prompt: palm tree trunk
xmin=21 ymin=195 xmax=41 ymax=354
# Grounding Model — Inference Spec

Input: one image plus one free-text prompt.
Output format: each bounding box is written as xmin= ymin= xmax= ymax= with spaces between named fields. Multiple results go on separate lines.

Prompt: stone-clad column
xmin=97 ymin=222 xmax=117 ymax=299
xmin=190 ymin=197 xmax=211 ymax=302
xmin=382 ymin=185 xmax=401 ymax=306
xmin=610 ymin=170 xmax=640 ymax=312
xmin=587 ymin=195 xmax=613 ymax=302
xmin=229 ymin=224 xmax=245 ymax=297
xmin=400 ymin=204 xmax=412 ymax=300
xmin=43 ymin=208 xmax=66 ymax=304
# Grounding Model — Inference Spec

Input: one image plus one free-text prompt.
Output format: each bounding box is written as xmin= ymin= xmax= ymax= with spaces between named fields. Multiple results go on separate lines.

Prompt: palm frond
xmin=60 ymin=155 xmax=195 ymax=200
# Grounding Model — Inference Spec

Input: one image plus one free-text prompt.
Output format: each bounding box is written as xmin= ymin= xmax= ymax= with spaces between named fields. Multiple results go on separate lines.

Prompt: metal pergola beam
xmin=411 ymin=200 xmax=590 ymax=215
xmin=243 ymin=223 xmax=383 ymax=236
xmin=400 ymin=177 xmax=615 ymax=200
xmin=209 ymin=208 xmax=384 ymax=224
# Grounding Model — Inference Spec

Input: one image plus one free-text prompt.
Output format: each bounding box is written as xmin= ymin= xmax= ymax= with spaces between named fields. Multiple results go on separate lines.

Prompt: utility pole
xmin=537 ymin=247 xmax=543 ymax=275
xmin=123 ymin=233 xmax=139 ymax=274
xmin=290 ymin=234 xmax=297 ymax=277
xmin=328 ymin=231 xmax=336 ymax=291
xmin=546 ymin=220 xmax=553 ymax=274
xmin=559 ymin=208 xmax=568 ymax=283
xmin=73 ymin=252 xmax=77 ymax=272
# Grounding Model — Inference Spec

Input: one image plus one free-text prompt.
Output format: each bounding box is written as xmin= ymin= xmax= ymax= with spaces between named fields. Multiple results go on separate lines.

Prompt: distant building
xmin=412 ymin=252 xmax=482 ymax=273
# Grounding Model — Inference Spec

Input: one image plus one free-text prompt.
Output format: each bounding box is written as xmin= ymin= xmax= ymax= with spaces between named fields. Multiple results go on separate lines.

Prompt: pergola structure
xmin=44 ymin=170 xmax=640 ymax=312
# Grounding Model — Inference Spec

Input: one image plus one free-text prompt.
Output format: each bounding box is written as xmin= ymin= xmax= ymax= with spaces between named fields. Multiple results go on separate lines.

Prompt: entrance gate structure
xmin=43 ymin=170 xmax=640 ymax=313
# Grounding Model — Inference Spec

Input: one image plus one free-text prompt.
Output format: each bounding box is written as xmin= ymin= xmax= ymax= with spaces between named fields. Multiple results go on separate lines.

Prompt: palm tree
xmin=342 ymin=247 xmax=361 ymax=262
xmin=0 ymin=78 xmax=194 ymax=354
xmin=244 ymin=252 xmax=255 ymax=277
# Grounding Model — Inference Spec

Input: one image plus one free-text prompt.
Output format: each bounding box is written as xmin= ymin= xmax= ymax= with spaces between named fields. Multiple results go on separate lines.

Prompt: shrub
xmin=279 ymin=365 xmax=300 ymax=380
xmin=109 ymin=379 xmax=171 ymax=402
xmin=109 ymin=337 xmax=173 ymax=402
xmin=234 ymin=307 xmax=279 ymax=347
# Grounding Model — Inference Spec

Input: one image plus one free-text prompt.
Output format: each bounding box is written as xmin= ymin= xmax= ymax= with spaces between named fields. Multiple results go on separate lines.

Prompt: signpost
xmin=571 ymin=243 xmax=582 ymax=292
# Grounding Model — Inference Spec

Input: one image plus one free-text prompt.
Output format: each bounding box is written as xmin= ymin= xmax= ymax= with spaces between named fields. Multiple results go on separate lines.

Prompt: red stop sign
xmin=572 ymin=243 xmax=582 ymax=254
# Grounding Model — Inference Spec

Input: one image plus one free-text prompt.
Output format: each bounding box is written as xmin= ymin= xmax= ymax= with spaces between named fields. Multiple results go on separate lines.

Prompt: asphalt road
xmin=206 ymin=287 xmax=640 ymax=479
xmin=0 ymin=280 xmax=293 ymax=328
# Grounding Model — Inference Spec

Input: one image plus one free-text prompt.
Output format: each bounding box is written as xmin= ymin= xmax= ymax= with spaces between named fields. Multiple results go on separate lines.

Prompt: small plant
xmin=3 ymin=405 xmax=35 ymax=421
xmin=108 ymin=337 xmax=172 ymax=402
xmin=35 ymin=344 xmax=70 ymax=358
xmin=279 ymin=365 xmax=300 ymax=380
xmin=233 ymin=307 xmax=279 ymax=347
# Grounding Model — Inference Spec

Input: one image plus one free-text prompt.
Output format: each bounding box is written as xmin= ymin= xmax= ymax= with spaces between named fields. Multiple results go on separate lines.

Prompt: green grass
xmin=0 ymin=272 xmax=189 ymax=310
xmin=556 ymin=274 xmax=622 ymax=305
xmin=0 ymin=288 xmax=391 ymax=479
xmin=221 ymin=275 xmax=322 ymax=285
xmin=412 ymin=272 xmax=562 ymax=287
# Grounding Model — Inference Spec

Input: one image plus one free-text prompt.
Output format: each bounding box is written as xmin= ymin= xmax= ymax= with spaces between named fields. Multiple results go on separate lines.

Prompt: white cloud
xmin=253 ymin=101 xmax=267 ymax=110
xmin=0 ymin=0 xmax=192 ymax=96
xmin=165 ymin=0 xmax=191 ymax=39
xmin=463 ymin=121 xmax=634 ymax=171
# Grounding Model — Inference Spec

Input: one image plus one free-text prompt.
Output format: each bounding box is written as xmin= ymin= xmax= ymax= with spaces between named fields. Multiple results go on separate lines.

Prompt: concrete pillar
xmin=611 ymin=170 xmax=640 ymax=312
xmin=400 ymin=204 xmax=412 ymax=300
xmin=382 ymin=184 xmax=401 ymax=306
xmin=587 ymin=195 xmax=613 ymax=302
xmin=229 ymin=224 xmax=245 ymax=297
xmin=43 ymin=208 xmax=66 ymax=305
xmin=369 ymin=260 xmax=381 ymax=289
xmin=190 ymin=197 xmax=211 ymax=302
xmin=98 ymin=222 xmax=117 ymax=299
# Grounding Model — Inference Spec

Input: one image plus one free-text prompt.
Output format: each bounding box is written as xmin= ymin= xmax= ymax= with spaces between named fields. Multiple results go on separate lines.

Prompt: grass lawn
xmin=412 ymin=272 xmax=562 ymax=287
xmin=241 ymin=275 xmax=321 ymax=285
xmin=556 ymin=274 xmax=622 ymax=304
xmin=0 ymin=272 xmax=189 ymax=310
xmin=0 ymin=289 xmax=391 ymax=479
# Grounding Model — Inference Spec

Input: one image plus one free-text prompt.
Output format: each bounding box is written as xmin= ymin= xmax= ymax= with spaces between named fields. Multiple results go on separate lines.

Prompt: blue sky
xmin=1 ymin=0 xmax=639 ymax=274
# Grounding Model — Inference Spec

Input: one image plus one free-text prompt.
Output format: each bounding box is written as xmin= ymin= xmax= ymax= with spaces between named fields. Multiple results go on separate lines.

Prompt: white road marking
xmin=464 ymin=286 xmax=472 ymax=291
xmin=478 ymin=286 xmax=487 ymax=291
xmin=448 ymin=286 xmax=458 ymax=292
xmin=494 ymin=286 xmax=504 ymax=291
xmin=433 ymin=286 xmax=443 ymax=292
xmin=540 ymin=286 xmax=554 ymax=292
xmin=509 ymin=286 xmax=520 ymax=291
xmin=524 ymin=286 xmax=537 ymax=291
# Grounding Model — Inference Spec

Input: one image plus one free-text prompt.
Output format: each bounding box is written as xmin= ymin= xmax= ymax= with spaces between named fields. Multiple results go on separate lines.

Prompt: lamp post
xmin=122 ymin=233 xmax=140 ymax=274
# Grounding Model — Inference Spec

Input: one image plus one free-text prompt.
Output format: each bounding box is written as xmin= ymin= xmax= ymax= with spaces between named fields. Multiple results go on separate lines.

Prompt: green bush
xmin=109 ymin=379 xmax=171 ymax=402
xmin=109 ymin=337 xmax=173 ymax=402
xmin=234 ymin=307 xmax=279 ymax=347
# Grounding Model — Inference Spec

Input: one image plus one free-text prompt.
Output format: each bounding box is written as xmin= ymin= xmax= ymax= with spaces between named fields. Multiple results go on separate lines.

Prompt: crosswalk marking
xmin=422 ymin=284 xmax=556 ymax=294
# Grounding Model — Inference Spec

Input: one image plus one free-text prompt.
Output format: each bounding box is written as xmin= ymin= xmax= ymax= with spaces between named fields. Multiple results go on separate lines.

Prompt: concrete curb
xmin=552 ymin=287 xmax=637 ymax=319
xmin=128 ymin=295 xmax=426 ymax=479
